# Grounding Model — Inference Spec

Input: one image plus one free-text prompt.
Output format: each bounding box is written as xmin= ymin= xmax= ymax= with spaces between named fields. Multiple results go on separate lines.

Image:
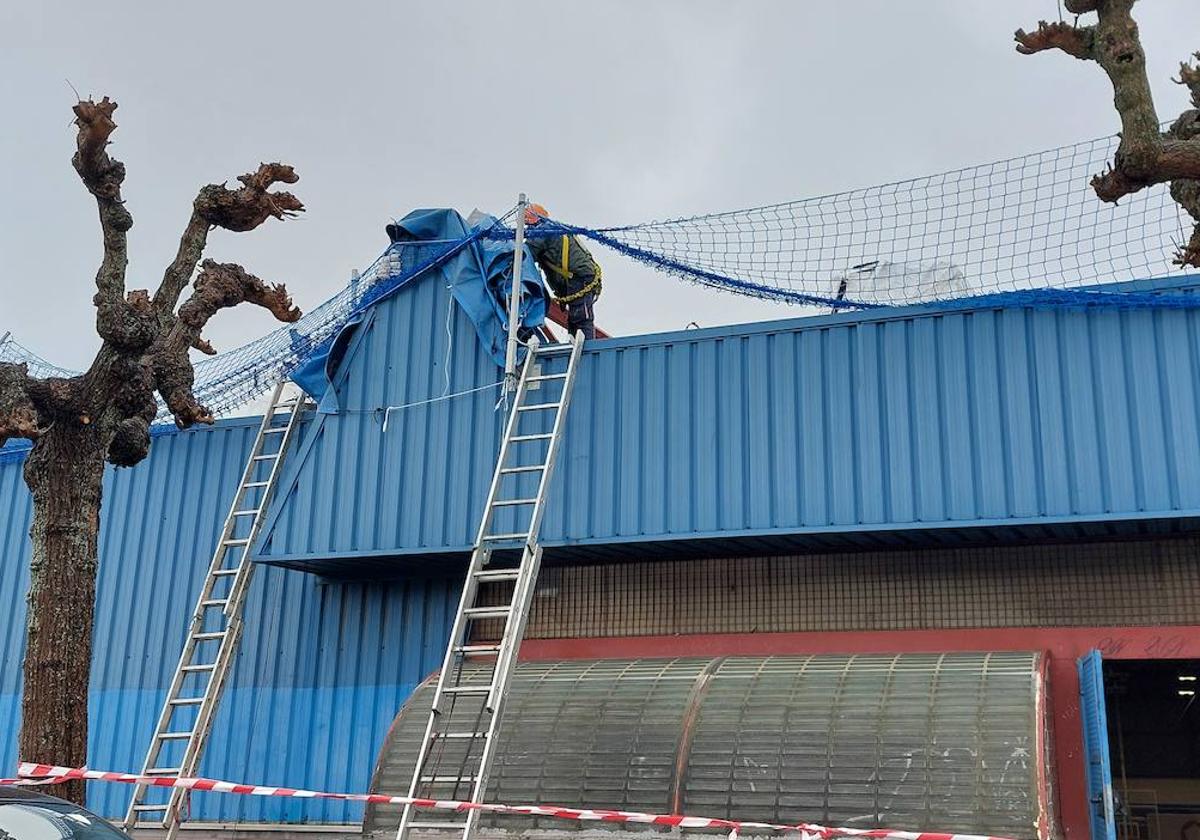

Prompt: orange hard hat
xmin=524 ymin=203 xmax=548 ymax=226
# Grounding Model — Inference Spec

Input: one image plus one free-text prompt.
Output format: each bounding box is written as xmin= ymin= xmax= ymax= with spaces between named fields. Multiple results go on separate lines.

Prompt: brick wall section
xmin=506 ymin=536 xmax=1200 ymax=638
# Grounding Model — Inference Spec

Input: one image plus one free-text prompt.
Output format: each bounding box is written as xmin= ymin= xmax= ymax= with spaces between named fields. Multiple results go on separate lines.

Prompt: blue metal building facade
xmin=0 ymin=419 xmax=458 ymax=823
xmin=3 ymin=269 xmax=1200 ymax=825
xmin=256 ymin=274 xmax=1200 ymax=570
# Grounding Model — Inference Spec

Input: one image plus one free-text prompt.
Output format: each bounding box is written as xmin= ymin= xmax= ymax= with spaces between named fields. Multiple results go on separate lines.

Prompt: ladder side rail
xmin=466 ymin=337 xmax=583 ymax=816
xmin=523 ymin=334 xmax=583 ymax=546
xmin=397 ymin=545 xmax=489 ymax=795
xmin=207 ymin=382 xmax=286 ymax=558
xmin=478 ymin=335 xmax=581 ymax=714
xmin=426 ymin=339 xmax=541 ymax=714
xmin=124 ymin=382 xmax=296 ymax=832
xmin=467 ymin=544 xmax=542 ymax=820
xmin=397 ymin=342 xmax=542 ymax=838
xmin=223 ymin=397 xmax=305 ymax=618
xmin=123 ymin=384 xmax=288 ymax=829
xmin=473 ymin=338 xmax=540 ymax=546
xmin=163 ymin=391 xmax=306 ymax=831
xmin=393 ymin=548 xmax=491 ymax=840
xmin=160 ymin=617 xmax=246 ymax=837
xmin=468 ymin=338 xmax=556 ymax=710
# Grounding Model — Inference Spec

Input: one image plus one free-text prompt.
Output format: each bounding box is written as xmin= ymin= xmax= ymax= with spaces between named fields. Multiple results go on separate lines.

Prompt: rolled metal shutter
xmin=365 ymin=653 xmax=1051 ymax=839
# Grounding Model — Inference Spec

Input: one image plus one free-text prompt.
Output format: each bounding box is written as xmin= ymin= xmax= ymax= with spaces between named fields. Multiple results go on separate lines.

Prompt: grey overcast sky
xmin=3 ymin=1 xmax=1200 ymax=370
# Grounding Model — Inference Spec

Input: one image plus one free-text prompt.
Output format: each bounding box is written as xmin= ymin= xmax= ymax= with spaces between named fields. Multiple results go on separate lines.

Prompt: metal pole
xmin=505 ymin=193 xmax=528 ymax=390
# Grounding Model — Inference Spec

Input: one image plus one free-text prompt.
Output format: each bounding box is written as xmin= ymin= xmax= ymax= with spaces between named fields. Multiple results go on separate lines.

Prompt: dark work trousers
xmin=564 ymin=292 xmax=596 ymax=340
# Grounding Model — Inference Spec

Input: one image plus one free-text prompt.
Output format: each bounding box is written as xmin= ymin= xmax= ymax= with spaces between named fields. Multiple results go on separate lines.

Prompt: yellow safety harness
xmin=545 ymin=235 xmax=602 ymax=303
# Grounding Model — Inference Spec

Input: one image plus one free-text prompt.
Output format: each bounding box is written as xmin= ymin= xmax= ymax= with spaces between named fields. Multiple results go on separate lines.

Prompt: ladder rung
xmin=481 ymin=533 xmax=528 ymax=542
xmin=263 ymin=427 xmax=289 ymax=434
xmin=509 ymin=434 xmax=552 ymax=442
xmin=405 ymin=821 xmax=470 ymax=830
xmin=527 ymin=374 xmax=568 ymax=382
xmin=170 ymin=697 xmax=204 ymax=706
xmin=193 ymin=631 xmax=226 ymax=641
xmin=421 ymin=776 xmax=479 ymax=784
xmin=231 ymin=509 xmax=261 ymax=517
xmin=499 ymin=464 xmax=545 ymax=474
xmin=181 ymin=663 xmax=216 ymax=672
xmin=244 ymin=481 xmax=270 ymax=488
xmin=211 ymin=568 xmax=239 ymax=577
xmin=535 ymin=344 xmax=573 ymax=355
xmin=454 ymin=644 xmax=501 ymax=655
xmin=473 ymin=569 xmax=520 ymax=582
xmin=252 ymin=454 xmax=278 ymax=461
xmin=516 ymin=402 xmax=562 ymax=412
xmin=441 ymin=685 xmax=492 ymax=695
xmin=132 ymin=804 xmax=169 ymax=812
xmin=463 ymin=606 xmax=510 ymax=619
xmin=436 ymin=731 xmax=489 ymax=739
xmin=158 ymin=732 xmax=193 ymax=740
xmin=490 ymin=498 xmax=537 ymax=507
xmin=146 ymin=768 xmax=181 ymax=775
xmin=199 ymin=599 xmax=228 ymax=608
xmin=223 ymin=538 xmax=251 ymax=546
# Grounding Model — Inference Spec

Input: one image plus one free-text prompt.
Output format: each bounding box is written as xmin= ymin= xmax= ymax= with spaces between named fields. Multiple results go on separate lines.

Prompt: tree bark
xmin=19 ymin=426 xmax=106 ymax=804
xmin=1015 ymin=1 xmax=1200 ymax=267
xmin=2 ymin=98 xmax=303 ymax=807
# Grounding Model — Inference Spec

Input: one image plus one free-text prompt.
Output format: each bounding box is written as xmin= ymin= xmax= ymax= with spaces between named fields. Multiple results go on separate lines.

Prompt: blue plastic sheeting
xmin=293 ymin=209 xmax=546 ymax=411
xmin=1078 ymin=651 xmax=1116 ymax=840
xmin=0 ymin=419 xmax=458 ymax=823
xmin=290 ymin=311 xmax=366 ymax=414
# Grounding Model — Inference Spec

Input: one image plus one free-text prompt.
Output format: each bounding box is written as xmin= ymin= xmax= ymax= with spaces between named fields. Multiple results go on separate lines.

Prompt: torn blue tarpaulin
xmin=292 ymin=208 xmax=547 ymax=413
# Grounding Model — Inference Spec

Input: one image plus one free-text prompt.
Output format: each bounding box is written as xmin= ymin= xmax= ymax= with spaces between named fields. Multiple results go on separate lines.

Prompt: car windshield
xmin=0 ymin=800 xmax=128 ymax=840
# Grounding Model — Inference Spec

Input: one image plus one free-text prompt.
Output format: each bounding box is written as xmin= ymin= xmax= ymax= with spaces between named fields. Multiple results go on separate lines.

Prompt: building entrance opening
xmin=1105 ymin=659 xmax=1200 ymax=840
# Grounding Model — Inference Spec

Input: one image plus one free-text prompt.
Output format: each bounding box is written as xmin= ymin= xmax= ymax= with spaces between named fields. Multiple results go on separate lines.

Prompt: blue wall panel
xmin=253 ymin=280 xmax=1200 ymax=567
xmin=0 ymin=421 xmax=457 ymax=823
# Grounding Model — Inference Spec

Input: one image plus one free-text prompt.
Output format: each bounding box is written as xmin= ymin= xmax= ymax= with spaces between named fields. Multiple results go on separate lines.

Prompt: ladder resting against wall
xmin=396 ymin=332 xmax=585 ymax=840
xmin=123 ymin=382 xmax=306 ymax=839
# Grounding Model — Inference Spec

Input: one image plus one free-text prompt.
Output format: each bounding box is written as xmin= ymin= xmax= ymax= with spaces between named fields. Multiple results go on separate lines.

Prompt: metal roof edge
xmin=253 ymin=510 xmax=1200 ymax=575
xmin=587 ymin=273 xmax=1200 ymax=352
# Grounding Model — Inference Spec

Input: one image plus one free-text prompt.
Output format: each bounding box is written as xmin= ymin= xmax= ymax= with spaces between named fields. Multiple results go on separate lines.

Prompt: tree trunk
xmin=19 ymin=426 xmax=106 ymax=805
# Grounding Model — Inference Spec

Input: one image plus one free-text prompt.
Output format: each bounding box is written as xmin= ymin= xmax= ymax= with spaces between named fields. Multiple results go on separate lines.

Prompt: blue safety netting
xmin=5 ymin=125 xmax=1200 ymax=460
xmin=538 ymin=128 xmax=1199 ymax=311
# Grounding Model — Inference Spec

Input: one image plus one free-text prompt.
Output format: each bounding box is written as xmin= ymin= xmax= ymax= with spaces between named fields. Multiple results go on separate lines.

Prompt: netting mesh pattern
xmin=574 ymin=130 xmax=1198 ymax=308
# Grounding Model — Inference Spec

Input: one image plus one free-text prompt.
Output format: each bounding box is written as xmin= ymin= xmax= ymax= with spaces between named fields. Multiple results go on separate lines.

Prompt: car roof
xmin=0 ymin=786 xmax=70 ymax=804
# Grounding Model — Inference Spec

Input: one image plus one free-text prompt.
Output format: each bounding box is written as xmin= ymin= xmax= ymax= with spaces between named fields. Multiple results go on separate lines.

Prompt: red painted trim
xmin=520 ymin=626 xmax=1200 ymax=840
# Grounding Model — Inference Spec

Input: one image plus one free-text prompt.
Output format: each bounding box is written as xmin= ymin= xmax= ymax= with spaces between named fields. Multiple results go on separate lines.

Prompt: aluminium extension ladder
xmin=123 ymin=382 xmax=306 ymax=838
xmin=396 ymin=332 xmax=585 ymax=840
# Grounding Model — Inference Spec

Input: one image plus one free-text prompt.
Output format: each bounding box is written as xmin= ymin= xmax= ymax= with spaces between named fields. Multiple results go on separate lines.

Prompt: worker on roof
xmin=523 ymin=203 xmax=601 ymax=340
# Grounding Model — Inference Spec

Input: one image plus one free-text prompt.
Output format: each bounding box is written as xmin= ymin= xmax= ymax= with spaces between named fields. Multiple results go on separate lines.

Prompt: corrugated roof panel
xmin=246 ymin=278 xmax=1200 ymax=569
xmin=0 ymin=421 xmax=458 ymax=823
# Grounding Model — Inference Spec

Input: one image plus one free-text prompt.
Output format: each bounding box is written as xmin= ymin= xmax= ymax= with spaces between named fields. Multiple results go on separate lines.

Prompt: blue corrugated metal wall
xmin=256 ymin=276 xmax=1200 ymax=567
xmin=258 ymin=272 xmax=508 ymax=561
xmin=0 ymin=419 xmax=457 ymax=823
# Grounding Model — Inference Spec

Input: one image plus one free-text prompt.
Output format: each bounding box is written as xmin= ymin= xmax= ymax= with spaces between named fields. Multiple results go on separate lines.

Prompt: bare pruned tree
xmin=1016 ymin=0 xmax=1200 ymax=267
xmin=0 ymin=97 xmax=304 ymax=803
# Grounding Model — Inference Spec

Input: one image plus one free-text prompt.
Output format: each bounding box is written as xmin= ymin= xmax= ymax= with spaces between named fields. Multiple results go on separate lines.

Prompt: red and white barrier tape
xmin=2 ymin=763 xmax=1015 ymax=840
